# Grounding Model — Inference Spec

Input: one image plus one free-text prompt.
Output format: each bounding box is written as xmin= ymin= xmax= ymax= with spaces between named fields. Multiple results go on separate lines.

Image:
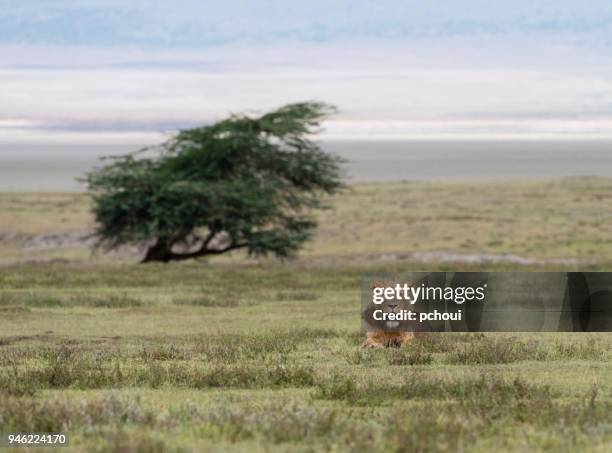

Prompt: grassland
xmin=1 ymin=178 xmax=612 ymax=452
xmin=4 ymin=176 xmax=612 ymax=265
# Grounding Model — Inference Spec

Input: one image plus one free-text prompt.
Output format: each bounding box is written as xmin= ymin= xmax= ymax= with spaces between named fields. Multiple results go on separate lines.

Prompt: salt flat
xmin=2 ymin=139 xmax=612 ymax=191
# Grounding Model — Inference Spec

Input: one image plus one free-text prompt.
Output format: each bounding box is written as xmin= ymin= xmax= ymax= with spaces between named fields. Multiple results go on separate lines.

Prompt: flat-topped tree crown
xmin=85 ymin=102 xmax=344 ymax=263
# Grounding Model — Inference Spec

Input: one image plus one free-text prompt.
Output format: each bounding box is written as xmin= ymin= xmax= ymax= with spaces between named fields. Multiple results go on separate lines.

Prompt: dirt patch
xmin=0 ymin=230 xmax=144 ymax=260
xmin=0 ymin=331 xmax=54 ymax=346
xmin=406 ymin=251 xmax=580 ymax=265
xmin=0 ymin=231 xmax=96 ymax=250
xmin=358 ymin=251 xmax=581 ymax=265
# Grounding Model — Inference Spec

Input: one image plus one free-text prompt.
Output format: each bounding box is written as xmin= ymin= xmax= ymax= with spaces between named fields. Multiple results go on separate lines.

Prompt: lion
xmin=362 ymin=281 xmax=419 ymax=348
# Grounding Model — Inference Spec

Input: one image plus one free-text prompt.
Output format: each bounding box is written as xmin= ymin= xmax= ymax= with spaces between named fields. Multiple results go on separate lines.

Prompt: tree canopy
xmin=85 ymin=102 xmax=344 ymax=262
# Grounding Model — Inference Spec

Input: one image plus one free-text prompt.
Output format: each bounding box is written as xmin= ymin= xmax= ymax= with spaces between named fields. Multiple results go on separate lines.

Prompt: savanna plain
xmin=0 ymin=177 xmax=611 ymax=452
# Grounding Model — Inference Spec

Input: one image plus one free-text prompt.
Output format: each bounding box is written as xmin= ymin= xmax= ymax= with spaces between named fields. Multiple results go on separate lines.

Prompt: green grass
xmin=1 ymin=180 xmax=612 ymax=451
xmin=0 ymin=262 xmax=611 ymax=452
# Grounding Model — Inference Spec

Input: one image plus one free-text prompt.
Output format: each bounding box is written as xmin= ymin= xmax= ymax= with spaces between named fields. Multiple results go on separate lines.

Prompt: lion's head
xmin=362 ymin=280 xmax=414 ymax=332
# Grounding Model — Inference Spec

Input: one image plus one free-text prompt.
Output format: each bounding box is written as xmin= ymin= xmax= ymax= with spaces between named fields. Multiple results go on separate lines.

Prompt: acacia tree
xmin=85 ymin=102 xmax=344 ymax=263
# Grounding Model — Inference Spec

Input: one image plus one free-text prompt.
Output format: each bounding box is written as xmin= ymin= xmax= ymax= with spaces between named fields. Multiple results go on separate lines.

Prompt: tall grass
xmin=1 ymin=386 xmax=609 ymax=451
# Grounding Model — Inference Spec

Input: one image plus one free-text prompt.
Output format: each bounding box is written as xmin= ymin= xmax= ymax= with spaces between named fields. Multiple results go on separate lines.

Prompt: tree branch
xmin=162 ymin=240 xmax=247 ymax=262
xmin=200 ymin=230 xmax=216 ymax=250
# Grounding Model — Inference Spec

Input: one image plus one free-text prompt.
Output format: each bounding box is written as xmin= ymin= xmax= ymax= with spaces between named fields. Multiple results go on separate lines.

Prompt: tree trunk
xmin=141 ymin=236 xmax=248 ymax=263
xmin=141 ymin=239 xmax=173 ymax=263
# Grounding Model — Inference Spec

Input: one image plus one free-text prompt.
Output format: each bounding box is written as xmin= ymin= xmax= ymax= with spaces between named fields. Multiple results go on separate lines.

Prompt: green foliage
xmin=85 ymin=102 xmax=344 ymax=262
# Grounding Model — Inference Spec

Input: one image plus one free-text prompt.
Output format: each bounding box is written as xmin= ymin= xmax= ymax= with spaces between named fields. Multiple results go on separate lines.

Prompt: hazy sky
xmin=3 ymin=0 xmax=612 ymax=143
